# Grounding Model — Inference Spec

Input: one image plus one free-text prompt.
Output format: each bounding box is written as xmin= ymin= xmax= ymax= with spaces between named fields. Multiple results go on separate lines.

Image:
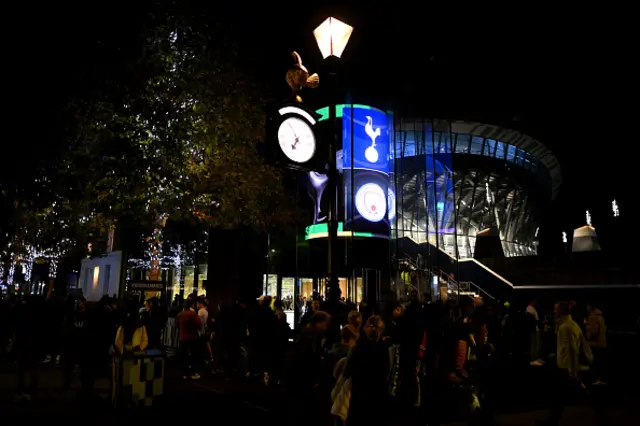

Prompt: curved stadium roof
xmin=397 ymin=118 xmax=563 ymax=199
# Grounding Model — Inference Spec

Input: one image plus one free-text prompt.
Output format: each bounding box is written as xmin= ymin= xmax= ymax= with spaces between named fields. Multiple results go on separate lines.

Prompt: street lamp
xmin=313 ymin=17 xmax=354 ymax=59
xmin=313 ymin=17 xmax=353 ymax=305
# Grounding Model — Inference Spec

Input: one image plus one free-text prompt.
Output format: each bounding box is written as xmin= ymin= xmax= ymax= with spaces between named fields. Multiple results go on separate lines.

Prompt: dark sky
xmin=240 ymin=3 xmax=638 ymax=248
xmin=18 ymin=2 xmax=637 ymax=248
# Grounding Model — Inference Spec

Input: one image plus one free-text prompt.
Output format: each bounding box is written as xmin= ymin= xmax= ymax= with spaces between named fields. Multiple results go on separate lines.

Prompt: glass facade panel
xmin=522 ymin=152 xmax=532 ymax=170
xmin=495 ymin=141 xmax=506 ymax=159
xmin=455 ymin=134 xmax=470 ymax=153
xmin=433 ymin=132 xmax=441 ymax=153
xmin=515 ymin=148 xmax=525 ymax=166
xmin=470 ymin=136 xmax=484 ymax=155
xmin=424 ymin=127 xmax=433 ymax=154
xmin=390 ymin=116 xmax=548 ymax=263
xmin=438 ymin=131 xmax=452 ymax=153
xmin=506 ymin=145 xmax=516 ymax=162
xmin=484 ymin=139 xmax=496 ymax=157
xmin=398 ymin=131 xmax=416 ymax=157
xmin=390 ymin=134 xmax=536 ymax=174
xmin=393 ymin=126 xmax=540 ymax=260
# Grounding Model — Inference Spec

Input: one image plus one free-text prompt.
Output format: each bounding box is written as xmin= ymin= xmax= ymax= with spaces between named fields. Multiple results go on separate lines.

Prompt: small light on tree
xmin=313 ymin=17 xmax=354 ymax=59
xmin=612 ymin=200 xmax=619 ymax=217
xmin=562 ymin=232 xmax=567 ymax=243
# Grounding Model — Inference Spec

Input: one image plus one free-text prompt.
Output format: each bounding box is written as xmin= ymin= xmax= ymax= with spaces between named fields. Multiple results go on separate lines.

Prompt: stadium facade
xmin=271 ymin=104 xmax=562 ymax=304
xmin=392 ymin=117 xmax=561 ymax=260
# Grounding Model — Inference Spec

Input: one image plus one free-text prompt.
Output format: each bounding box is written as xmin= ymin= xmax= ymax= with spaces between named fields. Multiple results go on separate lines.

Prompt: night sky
xmin=16 ymin=2 xmax=637 ymax=254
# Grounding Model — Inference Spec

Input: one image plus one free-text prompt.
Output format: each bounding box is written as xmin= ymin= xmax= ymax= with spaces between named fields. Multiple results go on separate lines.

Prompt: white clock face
xmin=278 ymin=117 xmax=316 ymax=164
xmin=355 ymin=183 xmax=387 ymax=223
xmin=388 ymin=188 xmax=396 ymax=221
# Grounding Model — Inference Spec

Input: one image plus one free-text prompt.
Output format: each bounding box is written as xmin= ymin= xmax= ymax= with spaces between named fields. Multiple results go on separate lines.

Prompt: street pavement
xmin=1 ymin=352 xmax=639 ymax=425
xmin=0 ymin=358 xmax=274 ymax=423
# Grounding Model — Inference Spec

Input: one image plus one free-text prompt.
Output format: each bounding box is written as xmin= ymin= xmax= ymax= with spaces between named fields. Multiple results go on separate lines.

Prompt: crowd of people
xmin=0 ymin=289 xmax=612 ymax=425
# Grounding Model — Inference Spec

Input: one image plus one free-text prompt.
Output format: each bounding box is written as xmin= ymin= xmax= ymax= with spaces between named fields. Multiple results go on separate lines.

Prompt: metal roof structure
xmin=397 ymin=118 xmax=563 ymax=199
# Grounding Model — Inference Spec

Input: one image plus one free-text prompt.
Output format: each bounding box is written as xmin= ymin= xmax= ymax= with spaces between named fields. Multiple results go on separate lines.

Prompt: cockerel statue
xmin=286 ymin=51 xmax=319 ymax=102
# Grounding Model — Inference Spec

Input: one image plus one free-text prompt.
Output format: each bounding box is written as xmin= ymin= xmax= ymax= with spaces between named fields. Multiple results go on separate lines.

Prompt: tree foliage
xmin=2 ymin=8 xmax=297 ymax=263
xmin=68 ymin=15 xmax=295 ymax=233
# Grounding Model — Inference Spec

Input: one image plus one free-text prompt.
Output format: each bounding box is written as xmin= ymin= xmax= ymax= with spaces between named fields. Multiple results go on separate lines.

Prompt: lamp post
xmin=313 ymin=17 xmax=353 ymax=305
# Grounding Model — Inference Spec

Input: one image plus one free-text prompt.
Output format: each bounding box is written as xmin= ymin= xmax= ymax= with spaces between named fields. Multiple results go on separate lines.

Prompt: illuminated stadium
xmin=289 ymin=105 xmax=562 ymax=303
xmin=391 ymin=118 xmax=562 ymax=259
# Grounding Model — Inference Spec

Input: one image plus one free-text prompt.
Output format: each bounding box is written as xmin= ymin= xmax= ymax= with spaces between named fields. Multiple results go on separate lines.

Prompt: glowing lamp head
xmin=313 ymin=17 xmax=353 ymax=59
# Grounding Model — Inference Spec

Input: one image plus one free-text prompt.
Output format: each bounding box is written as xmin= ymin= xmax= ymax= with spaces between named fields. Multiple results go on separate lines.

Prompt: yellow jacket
xmin=556 ymin=315 xmax=588 ymax=376
xmin=115 ymin=326 xmax=149 ymax=353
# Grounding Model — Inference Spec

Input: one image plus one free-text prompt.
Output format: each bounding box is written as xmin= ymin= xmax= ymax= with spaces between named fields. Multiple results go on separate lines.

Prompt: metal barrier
xmin=161 ymin=317 xmax=180 ymax=359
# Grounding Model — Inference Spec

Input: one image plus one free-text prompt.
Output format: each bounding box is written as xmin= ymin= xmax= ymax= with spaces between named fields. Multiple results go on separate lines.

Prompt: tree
xmin=46 ymin=8 xmax=298 ymax=295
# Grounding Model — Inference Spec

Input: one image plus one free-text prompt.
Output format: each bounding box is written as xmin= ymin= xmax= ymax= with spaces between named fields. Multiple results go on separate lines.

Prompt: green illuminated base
xmin=304 ymin=222 xmax=388 ymax=240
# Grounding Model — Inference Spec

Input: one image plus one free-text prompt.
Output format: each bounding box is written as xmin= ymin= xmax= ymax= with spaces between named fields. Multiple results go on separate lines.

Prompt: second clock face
xmin=355 ymin=183 xmax=387 ymax=223
xmin=277 ymin=117 xmax=316 ymax=164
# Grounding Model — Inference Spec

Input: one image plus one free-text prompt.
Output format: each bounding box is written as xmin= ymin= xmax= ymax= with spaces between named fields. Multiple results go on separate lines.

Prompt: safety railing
xmin=430 ymin=266 xmax=496 ymax=301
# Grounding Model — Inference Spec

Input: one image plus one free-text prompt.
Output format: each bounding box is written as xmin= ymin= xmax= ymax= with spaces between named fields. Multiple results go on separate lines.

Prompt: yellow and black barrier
xmin=111 ymin=350 xmax=165 ymax=408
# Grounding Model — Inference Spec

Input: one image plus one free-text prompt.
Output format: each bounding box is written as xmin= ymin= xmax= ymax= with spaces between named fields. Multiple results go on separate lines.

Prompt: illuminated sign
xmin=342 ymin=106 xmax=389 ymax=174
xmin=129 ymin=281 xmax=165 ymax=291
xmin=355 ymin=183 xmax=386 ymax=223
xmin=304 ymin=222 xmax=388 ymax=240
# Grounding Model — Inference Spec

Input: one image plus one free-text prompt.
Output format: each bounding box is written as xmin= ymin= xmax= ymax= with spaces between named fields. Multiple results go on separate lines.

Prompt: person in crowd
xmin=329 ymin=324 xmax=358 ymax=367
xmin=387 ymin=298 xmax=425 ymax=423
xmin=287 ymin=311 xmax=332 ymax=426
xmin=538 ymin=301 xmax=593 ymax=426
xmin=295 ymin=296 xmax=305 ymax=324
xmin=215 ymin=301 xmax=248 ymax=378
xmin=249 ymin=296 xmax=277 ymax=385
xmin=196 ymin=298 xmax=215 ymax=364
xmin=330 ymin=325 xmax=359 ymax=426
xmin=271 ymin=299 xmax=292 ymax=385
xmin=585 ymin=301 xmax=607 ymax=385
xmin=13 ymin=295 xmax=46 ymax=402
xmin=341 ymin=315 xmax=390 ymax=426
xmin=142 ymin=297 xmax=165 ymax=349
xmin=94 ymin=295 xmax=119 ymax=376
xmin=42 ymin=293 xmax=65 ymax=365
xmin=347 ymin=311 xmax=363 ymax=337
xmin=300 ymin=297 xmax=321 ymax=328
xmin=61 ymin=296 xmax=98 ymax=393
xmin=526 ymin=298 xmax=542 ymax=363
xmin=568 ymin=300 xmax=585 ymax=326
xmin=177 ymin=299 xmax=202 ymax=380
xmin=115 ymin=305 xmax=148 ymax=353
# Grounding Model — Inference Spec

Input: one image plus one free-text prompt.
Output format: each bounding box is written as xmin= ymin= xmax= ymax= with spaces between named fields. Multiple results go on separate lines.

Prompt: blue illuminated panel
xmin=343 ymin=105 xmax=391 ymax=236
xmin=342 ymin=106 xmax=390 ymax=174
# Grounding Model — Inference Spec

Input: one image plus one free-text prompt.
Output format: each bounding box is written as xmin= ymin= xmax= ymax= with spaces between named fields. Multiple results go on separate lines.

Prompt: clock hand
xmin=287 ymin=123 xmax=301 ymax=148
xmin=288 ymin=123 xmax=298 ymax=139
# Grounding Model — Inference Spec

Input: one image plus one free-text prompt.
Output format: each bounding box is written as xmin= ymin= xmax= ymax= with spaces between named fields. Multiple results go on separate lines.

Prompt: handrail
xmin=429 ymin=266 xmax=497 ymax=301
xmin=460 ymin=281 xmax=496 ymax=300
xmin=459 ymin=258 xmax=514 ymax=288
xmin=395 ymin=255 xmax=497 ymax=301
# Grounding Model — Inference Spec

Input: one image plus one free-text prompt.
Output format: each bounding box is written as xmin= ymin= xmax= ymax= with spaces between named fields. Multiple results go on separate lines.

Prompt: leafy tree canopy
xmin=4 ymin=5 xmax=298 ymax=259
